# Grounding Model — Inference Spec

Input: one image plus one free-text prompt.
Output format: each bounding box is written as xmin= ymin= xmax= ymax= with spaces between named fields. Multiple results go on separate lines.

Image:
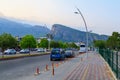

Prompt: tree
xmin=50 ymin=40 xmax=60 ymax=48
xmin=94 ymin=40 xmax=106 ymax=49
xmin=70 ymin=42 xmax=78 ymax=48
xmin=38 ymin=38 xmax=48 ymax=48
xmin=0 ymin=33 xmax=17 ymax=57
xmin=58 ymin=41 xmax=64 ymax=48
xmin=20 ymin=35 xmax=36 ymax=49
xmin=106 ymin=32 xmax=120 ymax=50
xmin=63 ymin=43 xmax=68 ymax=48
xmin=0 ymin=33 xmax=17 ymax=50
xmin=93 ymin=32 xmax=120 ymax=50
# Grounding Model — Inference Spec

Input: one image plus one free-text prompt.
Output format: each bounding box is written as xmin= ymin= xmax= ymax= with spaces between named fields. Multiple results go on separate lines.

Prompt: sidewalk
xmin=64 ymin=52 xmax=116 ymax=80
xmin=16 ymin=51 xmax=116 ymax=80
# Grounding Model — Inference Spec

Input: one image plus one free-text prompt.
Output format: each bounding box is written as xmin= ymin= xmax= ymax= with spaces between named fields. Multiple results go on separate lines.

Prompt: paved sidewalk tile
xmin=63 ymin=52 xmax=115 ymax=80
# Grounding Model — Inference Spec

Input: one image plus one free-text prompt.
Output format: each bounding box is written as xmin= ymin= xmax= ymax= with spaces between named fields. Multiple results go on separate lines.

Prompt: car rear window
xmin=80 ymin=45 xmax=85 ymax=47
xmin=51 ymin=50 xmax=60 ymax=54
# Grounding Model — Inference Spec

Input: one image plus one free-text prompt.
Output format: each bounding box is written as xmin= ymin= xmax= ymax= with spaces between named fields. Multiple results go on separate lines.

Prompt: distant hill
xmin=51 ymin=24 xmax=109 ymax=43
xmin=0 ymin=17 xmax=50 ymax=37
xmin=0 ymin=17 xmax=109 ymax=42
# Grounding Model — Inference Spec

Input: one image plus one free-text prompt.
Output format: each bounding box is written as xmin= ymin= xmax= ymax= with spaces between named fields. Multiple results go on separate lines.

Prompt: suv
xmin=50 ymin=48 xmax=65 ymax=61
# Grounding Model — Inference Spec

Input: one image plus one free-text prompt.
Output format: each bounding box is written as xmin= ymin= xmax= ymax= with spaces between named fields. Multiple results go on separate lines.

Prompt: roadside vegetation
xmin=20 ymin=35 xmax=37 ymax=49
xmin=0 ymin=33 xmax=17 ymax=57
xmin=94 ymin=32 xmax=120 ymax=50
xmin=0 ymin=33 xmax=79 ymax=58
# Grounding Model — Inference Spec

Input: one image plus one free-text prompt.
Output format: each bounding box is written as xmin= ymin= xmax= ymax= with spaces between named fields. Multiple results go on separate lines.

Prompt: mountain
xmin=0 ymin=17 xmax=50 ymax=37
xmin=0 ymin=17 xmax=109 ymax=42
xmin=51 ymin=24 xmax=109 ymax=42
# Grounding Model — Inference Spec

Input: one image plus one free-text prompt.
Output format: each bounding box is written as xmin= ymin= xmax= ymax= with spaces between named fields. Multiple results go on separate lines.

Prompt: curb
xmin=0 ymin=53 xmax=50 ymax=61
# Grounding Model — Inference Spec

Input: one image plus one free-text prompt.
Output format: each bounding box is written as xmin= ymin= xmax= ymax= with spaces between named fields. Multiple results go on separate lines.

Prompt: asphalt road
xmin=0 ymin=54 xmax=62 ymax=80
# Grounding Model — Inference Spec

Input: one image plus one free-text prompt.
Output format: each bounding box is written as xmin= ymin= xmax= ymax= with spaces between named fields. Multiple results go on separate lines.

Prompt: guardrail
xmin=99 ymin=49 xmax=120 ymax=79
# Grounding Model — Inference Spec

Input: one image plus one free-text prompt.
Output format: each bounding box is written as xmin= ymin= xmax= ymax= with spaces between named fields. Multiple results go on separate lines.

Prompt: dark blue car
xmin=50 ymin=48 xmax=65 ymax=61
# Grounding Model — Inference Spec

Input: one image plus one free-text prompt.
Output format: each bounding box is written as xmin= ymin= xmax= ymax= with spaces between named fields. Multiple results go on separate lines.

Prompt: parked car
xmin=4 ymin=49 xmax=16 ymax=54
xmin=65 ymin=48 xmax=75 ymax=58
xmin=50 ymin=48 xmax=65 ymax=61
xmin=37 ymin=48 xmax=44 ymax=52
xmin=19 ymin=49 xmax=30 ymax=53
xmin=30 ymin=48 xmax=37 ymax=51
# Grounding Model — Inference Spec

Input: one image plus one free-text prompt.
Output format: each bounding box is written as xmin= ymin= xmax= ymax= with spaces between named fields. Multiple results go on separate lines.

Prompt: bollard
xmin=45 ymin=64 xmax=49 ymax=71
xmin=52 ymin=63 xmax=54 ymax=68
xmin=52 ymin=66 xmax=54 ymax=76
xmin=52 ymin=63 xmax=54 ymax=76
xmin=56 ymin=63 xmax=59 ymax=67
xmin=34 ymin=67 xmax=40 ymax=76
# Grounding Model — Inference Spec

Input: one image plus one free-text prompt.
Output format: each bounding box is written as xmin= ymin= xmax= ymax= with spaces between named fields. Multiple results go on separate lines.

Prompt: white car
xmin=37 ymin=48 xmax=44 ymax=52
xmin=19 ymin=49 xmax=30 ymax=53
xmin=4 ymin=49 xmax=16 ymax=54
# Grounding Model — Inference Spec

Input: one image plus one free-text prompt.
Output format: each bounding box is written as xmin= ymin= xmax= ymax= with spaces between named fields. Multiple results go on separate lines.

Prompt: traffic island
xmin=0 ymin=52 xmax=50 ymax=61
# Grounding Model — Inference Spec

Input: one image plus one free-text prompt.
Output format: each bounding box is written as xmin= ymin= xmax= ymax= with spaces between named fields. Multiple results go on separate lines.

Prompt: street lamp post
xmin=47 ymin=33 xmax=53 ymax=51
xmin=74 ymin=7 xmax=89 ymax=57
xmin=48 ymin=38 xmax=50 ymax=50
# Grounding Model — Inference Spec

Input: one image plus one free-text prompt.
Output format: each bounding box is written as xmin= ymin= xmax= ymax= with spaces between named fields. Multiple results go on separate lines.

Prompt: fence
xmin=99 ymin=49 xmax=120 ymax=79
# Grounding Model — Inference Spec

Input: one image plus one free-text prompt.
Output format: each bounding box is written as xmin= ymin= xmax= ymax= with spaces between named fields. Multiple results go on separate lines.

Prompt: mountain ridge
xmin=0 ymin=17 xmax=108 ymax=43
xmin=0 ymin=17 xmax=50 ymax=37
xmin=51 ymin=24 xmax=108 ymax=42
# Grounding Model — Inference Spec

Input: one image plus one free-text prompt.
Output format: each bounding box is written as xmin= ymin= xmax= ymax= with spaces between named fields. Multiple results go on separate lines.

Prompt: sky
xmin=0 ymin=0 xmax=120 ymax=35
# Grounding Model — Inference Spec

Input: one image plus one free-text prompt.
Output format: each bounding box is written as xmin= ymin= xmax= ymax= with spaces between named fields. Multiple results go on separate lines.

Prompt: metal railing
xmin=99 ymin=49 xmax=120 ymax=79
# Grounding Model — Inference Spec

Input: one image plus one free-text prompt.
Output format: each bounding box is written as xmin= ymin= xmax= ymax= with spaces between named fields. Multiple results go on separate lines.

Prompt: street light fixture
xmin=47 ymin=33 xmax=53 ymax=50
xmin=74 ymin=7 xmax=89 ymax=57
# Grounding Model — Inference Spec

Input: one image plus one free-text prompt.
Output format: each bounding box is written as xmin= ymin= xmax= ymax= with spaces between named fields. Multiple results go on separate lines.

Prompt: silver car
xmin=4 ymin=49 xmax=16 ymax=54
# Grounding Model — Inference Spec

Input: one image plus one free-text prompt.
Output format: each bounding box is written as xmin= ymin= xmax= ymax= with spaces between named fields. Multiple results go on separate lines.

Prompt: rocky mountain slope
xmin=51 ymin=24 xmax=108 ymax=42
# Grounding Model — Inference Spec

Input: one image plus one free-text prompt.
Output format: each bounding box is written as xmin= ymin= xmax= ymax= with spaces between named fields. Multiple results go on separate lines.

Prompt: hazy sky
xmin=0 ymin=0 xmax=120 ymax=35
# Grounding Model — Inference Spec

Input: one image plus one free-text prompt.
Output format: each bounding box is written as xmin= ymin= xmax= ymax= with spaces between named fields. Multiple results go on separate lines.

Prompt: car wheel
xmin=50 ymin=58 xmax=53 ymax=61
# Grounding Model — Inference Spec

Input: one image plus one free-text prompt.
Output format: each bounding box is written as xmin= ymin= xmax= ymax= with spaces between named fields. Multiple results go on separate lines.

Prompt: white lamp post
xmin=74 ymin=7 xmax=89 ymax=57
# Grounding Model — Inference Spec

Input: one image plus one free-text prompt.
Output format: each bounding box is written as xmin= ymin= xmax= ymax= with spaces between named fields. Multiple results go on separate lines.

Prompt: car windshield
xmin=52 ymin=50 xmax=60 ymax=54
xmin=6 ymin=49 xmax=11 ymax=51
xmin=80 ymin=45 xmax=85 ymax=47
xmin=21 ymin=50 xmax=24 ymax=51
